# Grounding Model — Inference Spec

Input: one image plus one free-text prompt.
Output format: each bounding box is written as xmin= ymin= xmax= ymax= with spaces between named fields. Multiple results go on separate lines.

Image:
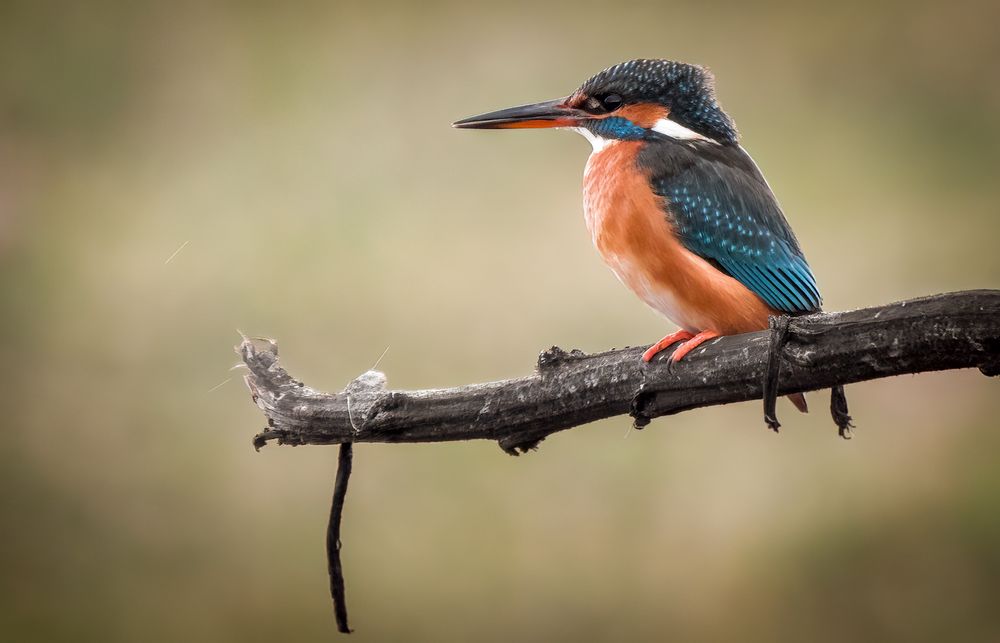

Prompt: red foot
xmin=642 ymin=330 xmax=694 ymax=362
xmin=643 ymin=329 xmax=722 ymax=363
xmin=670 ymin=329 xmax=721 ymax=361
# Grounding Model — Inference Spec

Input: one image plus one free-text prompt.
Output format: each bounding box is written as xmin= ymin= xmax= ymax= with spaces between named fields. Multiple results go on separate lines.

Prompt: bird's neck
xmin=575 ymin=115 xmax=720 ymax=153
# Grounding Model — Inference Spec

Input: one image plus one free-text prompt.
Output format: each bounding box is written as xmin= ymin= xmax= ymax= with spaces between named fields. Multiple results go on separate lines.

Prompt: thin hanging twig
xmin=326 ymin=443 xmax=354 ymax=634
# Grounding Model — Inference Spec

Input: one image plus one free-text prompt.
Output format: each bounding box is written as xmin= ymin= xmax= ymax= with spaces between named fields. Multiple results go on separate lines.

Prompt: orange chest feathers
xmin=581 ymin=142 xmax=775 ymax=334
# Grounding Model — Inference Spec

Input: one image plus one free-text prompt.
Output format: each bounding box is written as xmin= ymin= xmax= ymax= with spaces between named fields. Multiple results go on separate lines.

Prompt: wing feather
xmin=640 ymin=140 xmax=822 ymax=314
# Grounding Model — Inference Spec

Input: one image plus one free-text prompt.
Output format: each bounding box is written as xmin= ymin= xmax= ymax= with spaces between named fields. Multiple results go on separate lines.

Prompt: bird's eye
xmin=581 ymin=93 xmax=624 ymax=114
xmin=600 ymin=93 xmax=623 ymax=111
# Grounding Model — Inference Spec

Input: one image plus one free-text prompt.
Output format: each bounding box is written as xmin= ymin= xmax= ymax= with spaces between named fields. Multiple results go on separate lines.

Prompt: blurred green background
xmin=2 ymin=0 xmax=999 ymax=641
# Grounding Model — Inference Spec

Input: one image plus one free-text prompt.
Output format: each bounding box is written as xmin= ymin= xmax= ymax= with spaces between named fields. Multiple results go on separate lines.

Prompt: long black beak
xmin=452 ymin=98 xmax=583 ymax=129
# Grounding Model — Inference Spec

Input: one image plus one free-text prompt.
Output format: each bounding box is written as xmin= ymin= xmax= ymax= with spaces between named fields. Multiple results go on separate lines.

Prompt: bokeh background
xmin=2 ymin=1 xmax=999 ymax=641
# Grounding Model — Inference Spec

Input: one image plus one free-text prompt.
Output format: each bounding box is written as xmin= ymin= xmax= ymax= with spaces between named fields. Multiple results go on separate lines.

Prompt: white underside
xmin=602 ymin=253 xmax=699 ymax=331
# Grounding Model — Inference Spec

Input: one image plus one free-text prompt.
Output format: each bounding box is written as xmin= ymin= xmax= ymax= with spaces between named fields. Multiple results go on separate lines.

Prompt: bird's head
xmin=453 ymin=59 xmax=739 ymax=147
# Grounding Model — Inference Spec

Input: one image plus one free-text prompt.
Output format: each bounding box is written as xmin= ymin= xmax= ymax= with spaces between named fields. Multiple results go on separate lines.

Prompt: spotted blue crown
xmin=579 ymin=59 xmax=739 ymax=144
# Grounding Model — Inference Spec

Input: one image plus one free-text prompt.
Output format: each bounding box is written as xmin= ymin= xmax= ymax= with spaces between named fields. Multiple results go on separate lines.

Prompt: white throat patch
xmin=571 ymin=126 xmax=618 ymax=152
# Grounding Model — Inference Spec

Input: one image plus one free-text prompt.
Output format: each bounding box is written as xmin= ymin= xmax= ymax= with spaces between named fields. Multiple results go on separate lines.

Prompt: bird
xmin=454 ymin=59 xmax=820 ymax=413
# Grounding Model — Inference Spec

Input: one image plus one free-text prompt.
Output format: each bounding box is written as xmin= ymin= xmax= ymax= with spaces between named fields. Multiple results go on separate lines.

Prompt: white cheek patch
xmin=651 ymin=118 xmax=715 ymax=143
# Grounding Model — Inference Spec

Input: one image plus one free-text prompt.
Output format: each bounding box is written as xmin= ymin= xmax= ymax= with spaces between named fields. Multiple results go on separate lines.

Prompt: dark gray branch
xmin=241 ymin=290 xmax=1000 ymax=454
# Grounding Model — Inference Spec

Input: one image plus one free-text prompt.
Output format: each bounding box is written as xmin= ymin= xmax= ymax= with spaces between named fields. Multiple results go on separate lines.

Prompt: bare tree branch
xmin=240 ymin=290 xmax=1000 ymax=454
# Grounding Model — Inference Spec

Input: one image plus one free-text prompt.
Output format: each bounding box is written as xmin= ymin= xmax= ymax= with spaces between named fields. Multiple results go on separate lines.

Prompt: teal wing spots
xmin=652 ymin=156 xmax=821 ymax=313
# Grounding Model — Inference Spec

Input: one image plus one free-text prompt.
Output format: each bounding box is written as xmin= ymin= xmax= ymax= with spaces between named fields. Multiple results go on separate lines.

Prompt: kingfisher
xmin=454 ymin=59 xmax=821 ymax=413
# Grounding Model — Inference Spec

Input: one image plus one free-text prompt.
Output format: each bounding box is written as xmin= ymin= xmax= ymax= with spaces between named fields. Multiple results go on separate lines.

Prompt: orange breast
xmin=582 ymin=142 xmax=776 ymax=335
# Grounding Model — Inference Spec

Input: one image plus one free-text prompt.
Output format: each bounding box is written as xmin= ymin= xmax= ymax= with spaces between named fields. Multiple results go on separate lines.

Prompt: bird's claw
xmin=644 ymin=330 xmax=721 ymax=365
xmin=642 ymin=330 xmax=695 ymax=363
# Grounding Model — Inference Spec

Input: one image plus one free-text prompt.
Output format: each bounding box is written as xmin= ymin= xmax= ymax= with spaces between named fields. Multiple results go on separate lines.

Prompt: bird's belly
xmin=583 ymin=143 xmax=773 ymax=334
xmin=599 ymin=252 xmax=703 ymax=331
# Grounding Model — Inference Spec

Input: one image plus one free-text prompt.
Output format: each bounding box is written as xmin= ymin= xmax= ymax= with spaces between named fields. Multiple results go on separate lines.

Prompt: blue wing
xmin=642 ymin=141 xmax=821 ymax=313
